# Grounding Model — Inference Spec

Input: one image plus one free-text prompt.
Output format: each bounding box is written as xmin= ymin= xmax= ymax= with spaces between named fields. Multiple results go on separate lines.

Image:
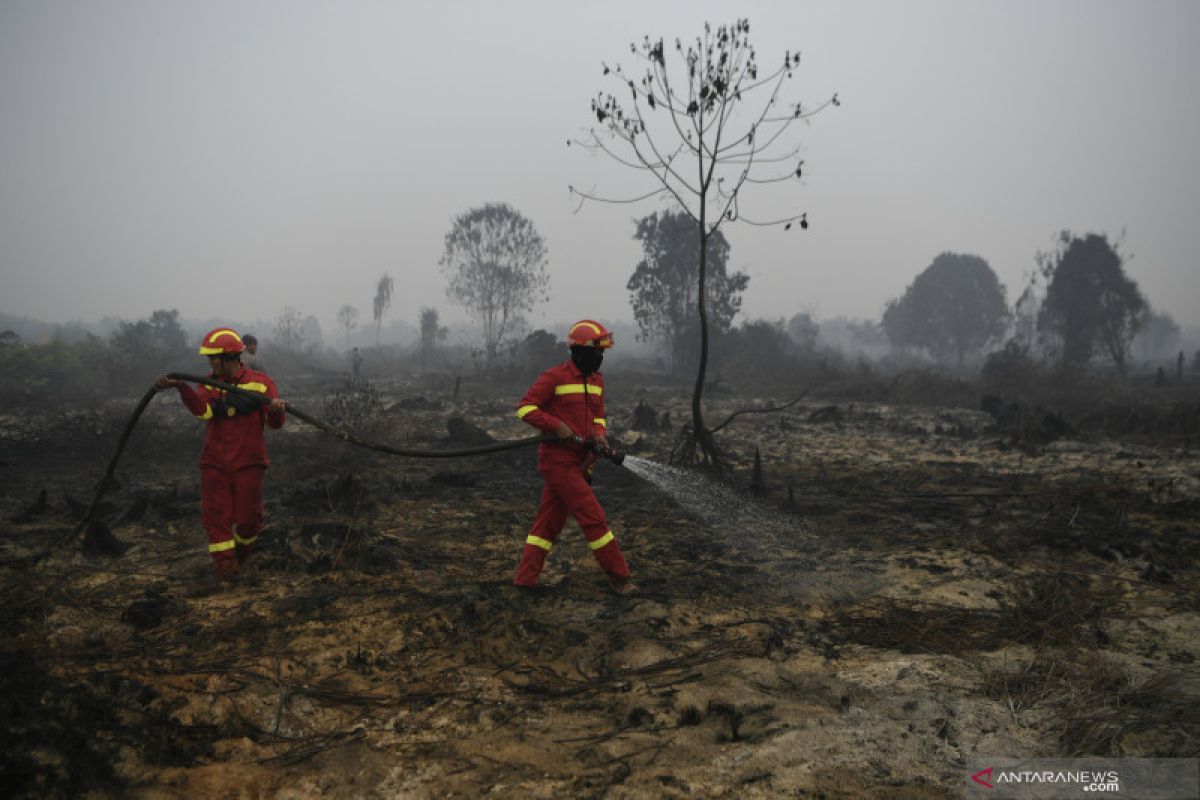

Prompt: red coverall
xmin=174 ymin=366 xmax=285 ymax=575
xmin=514 ymin=360 xmax=631 ymax=587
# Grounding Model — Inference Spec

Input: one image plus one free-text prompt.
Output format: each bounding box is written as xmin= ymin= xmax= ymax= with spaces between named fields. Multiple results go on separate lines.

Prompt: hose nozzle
xmin=583 ymin=438 xmax=625 ymax=467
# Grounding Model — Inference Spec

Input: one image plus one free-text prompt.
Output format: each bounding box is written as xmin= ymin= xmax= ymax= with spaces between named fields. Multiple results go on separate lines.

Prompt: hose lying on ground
xmin=70 ymin=373 xmax=546 ymax=544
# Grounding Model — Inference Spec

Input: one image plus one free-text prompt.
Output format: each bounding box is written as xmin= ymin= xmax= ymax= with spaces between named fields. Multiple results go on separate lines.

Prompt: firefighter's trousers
xmin=514 ymin=464 xmax=630 ymax=587
xmin=200 ymin=465 xmax=264 ymax=575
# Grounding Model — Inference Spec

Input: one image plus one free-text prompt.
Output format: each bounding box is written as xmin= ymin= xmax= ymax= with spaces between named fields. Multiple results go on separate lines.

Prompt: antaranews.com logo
xmin=971 ymin=765 xmax=1119 ymax=792
xmin=965 ymin=758 xmax=1198 ymax=799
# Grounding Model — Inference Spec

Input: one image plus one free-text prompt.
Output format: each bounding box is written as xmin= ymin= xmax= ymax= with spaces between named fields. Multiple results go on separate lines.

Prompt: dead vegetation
xmin=1 ymin=375 xmax=1198 ymax=797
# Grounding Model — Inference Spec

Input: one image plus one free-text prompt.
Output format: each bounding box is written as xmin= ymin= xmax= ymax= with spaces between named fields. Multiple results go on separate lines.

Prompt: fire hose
xmin=70 ymin=373 xmax=623 ymax=544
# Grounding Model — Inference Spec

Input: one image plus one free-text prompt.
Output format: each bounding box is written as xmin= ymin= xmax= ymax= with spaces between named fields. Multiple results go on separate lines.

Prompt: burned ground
xmin=1 ymin=375 xmax=1198 ymax=798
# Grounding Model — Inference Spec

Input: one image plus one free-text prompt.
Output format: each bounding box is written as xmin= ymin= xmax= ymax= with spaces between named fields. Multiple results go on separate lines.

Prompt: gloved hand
xmin=210 ymin=391 xmax=264 ymax=418
xmin=226 ymin=391 xmax=263 ymax=416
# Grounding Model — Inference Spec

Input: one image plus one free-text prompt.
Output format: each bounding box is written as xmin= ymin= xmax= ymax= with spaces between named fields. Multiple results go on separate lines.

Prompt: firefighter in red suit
xmin=155 ymin=328 xmax=286 ymax=581
xmin=514 ymin=320 xmax=635 ymax=594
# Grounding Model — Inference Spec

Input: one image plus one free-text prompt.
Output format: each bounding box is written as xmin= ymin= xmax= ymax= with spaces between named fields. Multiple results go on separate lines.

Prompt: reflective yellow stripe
xmin=237 ymin=382 xmax=268 ymax=393
xmin=197 ymin=404 xmax=214 ymax=421
xmin=589 ymin=531 xmax=615 ymax=550
xmin=234 ymin=533 xmax=257 ymax=546
xmin=526 ymin=535 xmax=553 ymax=552
xmin=208 ymin=540 xmax=236 ymax=553
xmin=593 ymin=418 xmax=606 ymax=428
xmin=517 ymin=404 xmax=538 ymax=419
xmin=555 ymin=384 xmax=602 ymax=396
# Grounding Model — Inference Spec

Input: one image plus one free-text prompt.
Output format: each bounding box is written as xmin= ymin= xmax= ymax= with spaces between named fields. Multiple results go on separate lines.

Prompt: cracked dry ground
xmin=2 ymin=387 xmax=1198 ymax=798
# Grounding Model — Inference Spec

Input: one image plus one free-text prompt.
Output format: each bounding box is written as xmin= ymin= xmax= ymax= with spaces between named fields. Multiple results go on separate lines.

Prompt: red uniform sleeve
xmin=591 ymin=375 xmax=607 ymax=439
xmin=516 ymin=368 xmax=563 ymax=434
xmin=177 ymin=382 xmax=213 ymax=420
xmin=262 ymin=375 xmax=285 ymax=429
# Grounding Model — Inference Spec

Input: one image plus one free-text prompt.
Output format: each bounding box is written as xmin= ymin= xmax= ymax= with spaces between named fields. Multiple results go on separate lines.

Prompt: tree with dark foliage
xmin=372 ymin=274 xmax=393 ymax=346
xmin=419 ymin=307 xmax=447 ymax=371
xmin=111 ymin=309 xmax=189 ymax=387
xmin=627 ymin=209 xmax=748 ymax=372
xmin=440 ymin=203 xmax=549 ymax=365
xmin=786 ymin=311 xmax=819 ymax=353
xmin=110 ymin=309 xmax=188 ymax=360
xmin=1036 ymin=232 xmax=1147 ymax=375
xmin=882 ymin=252 xmax=1009 ymax=367
xmin=520 ymin=329 xmax=560 ymax=372
xmin=571 ymin=19 xmax=837 ymax=466
xmin=714 ymin=319 xmax=797 ymax=382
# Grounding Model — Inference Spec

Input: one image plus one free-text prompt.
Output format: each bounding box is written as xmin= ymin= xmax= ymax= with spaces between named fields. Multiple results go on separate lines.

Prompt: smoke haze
xmin=2 ymin=0 xmax=1197 ymax=332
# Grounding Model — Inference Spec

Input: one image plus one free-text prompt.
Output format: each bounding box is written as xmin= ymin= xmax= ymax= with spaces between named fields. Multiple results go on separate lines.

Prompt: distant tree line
xmin=871 ymin=231 xmax=1165 ymax=378
xmin=0 ymin=309 xmax=192 ymax=407
xmin=0 ymin=204 xmax=1186 ymax=414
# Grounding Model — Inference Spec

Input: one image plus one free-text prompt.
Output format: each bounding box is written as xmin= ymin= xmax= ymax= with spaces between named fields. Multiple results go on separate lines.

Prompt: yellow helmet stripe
xmin=207 ymin=328 xmax=241 ymax=343
xmin=571 ymin=321 xmax=603 ymax=336
xmin=199 ymin=329 xmax=242 ymax=354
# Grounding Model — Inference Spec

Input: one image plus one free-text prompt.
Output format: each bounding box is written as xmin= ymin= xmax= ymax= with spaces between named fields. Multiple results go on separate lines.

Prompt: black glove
xmin=586 ymin=439 xmax=612 ymax=459
xmin=211 ymin=391 xmax=263 ymax=418
xmin=227 ymin=390 xmax=263 ymax=416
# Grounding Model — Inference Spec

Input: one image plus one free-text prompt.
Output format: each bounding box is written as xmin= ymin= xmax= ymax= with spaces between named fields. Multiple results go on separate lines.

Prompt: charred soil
xmin=1 ymin=380 xmax=1198 ymax=798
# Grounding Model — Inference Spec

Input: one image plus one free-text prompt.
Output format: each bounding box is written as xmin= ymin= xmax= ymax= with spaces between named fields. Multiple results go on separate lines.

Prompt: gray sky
xmin=2 ymin=0 xmax=1198 ymax=338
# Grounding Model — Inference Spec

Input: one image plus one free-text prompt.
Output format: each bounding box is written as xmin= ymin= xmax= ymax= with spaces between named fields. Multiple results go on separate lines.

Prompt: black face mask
xmin=571 ymin=346 xmax=604 ymax=374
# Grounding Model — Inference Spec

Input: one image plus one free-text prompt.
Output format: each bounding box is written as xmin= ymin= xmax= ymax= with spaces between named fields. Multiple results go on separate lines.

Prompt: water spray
xmin=618 ymin=454 xmax=881 ymax=604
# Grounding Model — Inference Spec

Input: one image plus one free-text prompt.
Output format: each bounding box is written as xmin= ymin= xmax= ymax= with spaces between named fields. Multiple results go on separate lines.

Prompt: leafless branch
xmin=710 ymin=391 xmax=808 ymax=434
xmin=568 ymin=185 xmax=669 ymax=206
xmin=737 ymin=211 xmax=807 ymax=227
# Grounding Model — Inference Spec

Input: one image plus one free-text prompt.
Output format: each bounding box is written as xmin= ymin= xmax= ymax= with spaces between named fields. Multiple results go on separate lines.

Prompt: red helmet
xmin=567 ymin=319 xmax=614 ymax=349
xmin=198 ymin=328 xmax=245 ymax=356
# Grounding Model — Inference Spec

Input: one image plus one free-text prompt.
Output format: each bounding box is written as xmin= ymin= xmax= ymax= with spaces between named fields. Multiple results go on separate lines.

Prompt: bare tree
xmin=571 ymin=19 xmax=837 ymax=465
xmin=336 ymin=304 xmax=360 ymax=351
xmin=273 ymin=306 xmax=306 ymax=355
xmin=440 ymin=202 xmax=549 ymax=365
xmin=372 ymin=274 xmax=393 ymax=346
